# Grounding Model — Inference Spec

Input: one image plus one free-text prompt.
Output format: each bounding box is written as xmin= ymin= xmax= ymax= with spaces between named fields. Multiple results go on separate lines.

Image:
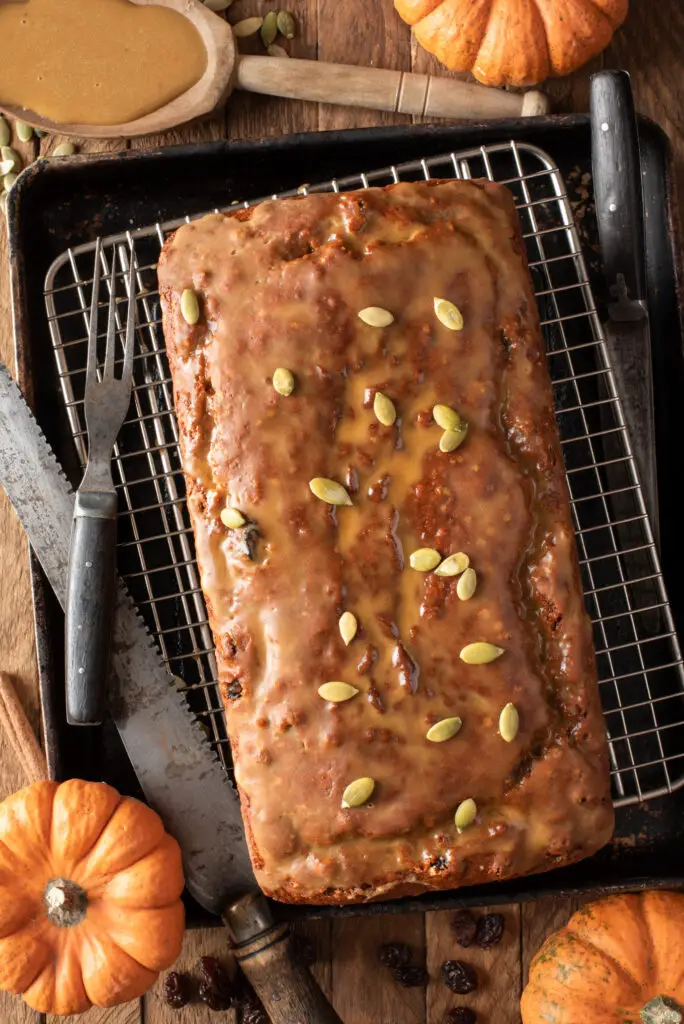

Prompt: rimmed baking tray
xmin=8 ymin=117 xmax=684 ymax=922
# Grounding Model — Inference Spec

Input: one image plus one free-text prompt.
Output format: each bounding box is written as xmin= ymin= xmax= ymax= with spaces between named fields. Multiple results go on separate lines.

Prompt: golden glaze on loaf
xmin=158 ymin=180 xmax=614 ymax=904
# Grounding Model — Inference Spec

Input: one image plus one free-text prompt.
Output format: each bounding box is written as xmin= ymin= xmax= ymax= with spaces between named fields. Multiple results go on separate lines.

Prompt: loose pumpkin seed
xmin=204 ymin=0 xmax=234 ymax=10
xmin=232 ymin=16 xmax=263 ymax=36
xmin=457 ymin=567 xmax=477 ymax=601
xmin=0 ymin=118 xmax=10 ymax=148
xmin=0 ymin=160 xmax=16 ymax=177
xmin=433 ymin=403 xmax=461 ymax=431
xmin=318 ymin=681 xmax=359 ymax=703
xmin=434 ymin=297 xmax=464 ymax=331
xmin=499 ymin=702 xmax=520 ymax=743
xmin=180 ymin=288 xmax=200 ymax=325
xmin=52 ymin=141 xmax=76 ymax=157
xmin=261 ymin=10 xmax=278 ymax=46
xmin=373 ymin=391 xmax=396 ymax=427
xmin=409 ymin=548 xmax=442 ymax=572
xmin=439 ymin=421 xmax=469 ymax=453
xmin=426 ymin=717 xmax=462 ymax=743
xmin=309 ymin=477 xmax=352 ymax=506
xmin=220 ymin=506 xmax=246 ymax=529
xmin=454 ymin=798 xmax=477 ymax=832
xmin=357 ymin=306 xmax=394 ymax=328
xmin=2 ymin=172 xmax=17 ymax=191
xmin=341 ymin=777 xmax=375 ymax=808
xmin=0 ymin=192 xmax=7 ymax=213
xmin=1 ymin=147 xmax=21 ymax=171
xmin=339 ymin=611 xmax=358 ymax=646
xmin=267 ymin=43 xmax=289 ymax=57
xmin=460 ymin=642 xmax=505 ymax=665
xmin=34 ymin=128 xmax=47 ymax=138
xmin=276 ymin=10 xmax=296 ymax=38
xmin=273 ymin=367 xmax=295 ymax=396
xmin=434 ymin=552 xmax=469 ymax=577
xmin=16 ymin=121 xmax=33 ymax=142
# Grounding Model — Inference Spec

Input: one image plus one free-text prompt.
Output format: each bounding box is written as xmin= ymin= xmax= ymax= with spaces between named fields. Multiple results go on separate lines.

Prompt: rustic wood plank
xmin=47 ymin=1003 xmax=142 ymax=1024
xmin=426 ymin=905 xmax=521 ymax=1024
xmin=331 ymin=912 xmax=426 ymax=1023
xmin=145 ymin=926 xmax=237 ymax=1024
xmin=316 ymin=0 xmax=411 ymax=131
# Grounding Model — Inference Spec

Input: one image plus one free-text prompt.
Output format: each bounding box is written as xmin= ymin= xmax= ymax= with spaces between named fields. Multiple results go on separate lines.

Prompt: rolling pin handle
xmin=521 ymin=90 xmax=551 ymax=116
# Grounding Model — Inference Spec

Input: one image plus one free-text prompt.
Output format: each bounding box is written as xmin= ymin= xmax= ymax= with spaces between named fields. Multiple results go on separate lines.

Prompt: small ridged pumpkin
xmin=394 ymin=0 xmax=629 ymax=87
xmin=0 ymin=779 xmax=185 ymax=1015
xmin=521 ymin=890 xmax=684 ymax=1024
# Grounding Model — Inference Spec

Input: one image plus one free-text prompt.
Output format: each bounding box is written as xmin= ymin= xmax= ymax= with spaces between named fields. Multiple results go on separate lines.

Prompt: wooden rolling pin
xmin=0 ymin=0 xmax=549 ymax=138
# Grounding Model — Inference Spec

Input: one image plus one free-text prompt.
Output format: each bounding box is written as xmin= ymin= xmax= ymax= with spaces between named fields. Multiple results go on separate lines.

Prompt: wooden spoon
xmin=0 ymin=0 xmax=549 ymax=137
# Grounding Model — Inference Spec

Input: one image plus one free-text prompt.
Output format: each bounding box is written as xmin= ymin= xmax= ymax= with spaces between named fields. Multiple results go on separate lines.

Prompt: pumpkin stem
xmin=43 ymin=877 xmax=87 ymax=927
xmin=641 ymin=996 xmax=683 ymax=1024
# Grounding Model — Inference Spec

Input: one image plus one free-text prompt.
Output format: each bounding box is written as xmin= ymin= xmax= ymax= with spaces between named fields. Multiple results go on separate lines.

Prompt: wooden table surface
xmin=1 ymin=1 xmax=682 ymax=1021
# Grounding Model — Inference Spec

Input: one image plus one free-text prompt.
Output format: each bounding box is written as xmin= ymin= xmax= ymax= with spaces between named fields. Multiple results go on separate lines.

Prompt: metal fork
xmin=65 ymin=239 xmax=136 ymax=726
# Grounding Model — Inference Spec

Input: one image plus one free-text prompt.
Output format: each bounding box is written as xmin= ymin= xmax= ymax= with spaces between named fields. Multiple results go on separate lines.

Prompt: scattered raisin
xmin=445 ymin=1008 xmax=477 ymax=1023
xmin=442 ymin=960 xmax=478 ymax=994
xmin=476 ymin=913 xmax=505 ymax=949
xmin=241 ymin=995 xmax=270 ymax=1024
xmin=377 ymin=942 xmax=413 ymax=970
xmin=163 ymin=971 xmax=192 ymax=1009
xmin=393 ymin=965 xmax=429 ymax=988
xmin=197 ymin=956 xmax=235 ymax=1011
xmin=451 ymin=909 xmax=478 ymax=948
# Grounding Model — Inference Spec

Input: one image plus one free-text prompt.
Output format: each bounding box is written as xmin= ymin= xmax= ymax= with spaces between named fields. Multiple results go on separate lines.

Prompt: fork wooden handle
xmin=65 ymin=491 xmax=118 ymax=726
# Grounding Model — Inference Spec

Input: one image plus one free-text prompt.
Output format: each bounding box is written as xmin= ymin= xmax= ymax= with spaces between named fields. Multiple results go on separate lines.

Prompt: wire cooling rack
xmin=43 ymin=140 xmax=684 ymax=808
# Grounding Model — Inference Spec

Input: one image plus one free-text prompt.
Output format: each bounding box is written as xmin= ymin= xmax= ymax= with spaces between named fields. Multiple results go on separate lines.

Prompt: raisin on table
xmin=241 ymin=995 xmax=270 ymax=1024
xmin=445 ymin=1008 xmax=477 ymax=1023
xmin=451 ymin=909 xmax=478 ymax=948
xmin=377 ymin=941 xmax=413 ymax=969
xmin=197 ymin=956 xmax=235 ymax=1011
xmin=394 ymin=965 xmax=429 ymax=988
xmin=476 ymin=912 xmax=505 ymax=949
xmin=442 ymin=960 xmax=478 ymax=994
xmin=236 ymin=979 xmax=270 ymax=1024
xmin=163 ymin=971 xmax=192 ymax=1009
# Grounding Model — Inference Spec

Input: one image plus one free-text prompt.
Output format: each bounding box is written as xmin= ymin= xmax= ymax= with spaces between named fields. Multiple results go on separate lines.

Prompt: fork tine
xmin=122 ymin=246 xmax=137 ymax=387
xmin=86 ymin=238 xmax=102 ymax=393
xmin=104 ymin=245 xmax=118 ymax=379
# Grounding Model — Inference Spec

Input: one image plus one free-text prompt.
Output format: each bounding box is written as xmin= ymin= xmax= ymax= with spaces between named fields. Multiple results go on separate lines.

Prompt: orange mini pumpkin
xmin=521 ymin=890 xmax=684 ymax=1024
xmin=394 ymin=0 xmax=629 ymax=87
xmin=0 ymin=779 xmax=185 ymax=1015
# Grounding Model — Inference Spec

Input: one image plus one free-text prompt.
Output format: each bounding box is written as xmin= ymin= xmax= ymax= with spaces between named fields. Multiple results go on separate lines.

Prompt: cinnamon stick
xmin=0 ymin=670 xmax=48 ymax=783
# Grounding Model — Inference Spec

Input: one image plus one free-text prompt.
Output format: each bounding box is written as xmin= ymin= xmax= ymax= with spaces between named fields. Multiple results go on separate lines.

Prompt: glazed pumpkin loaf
xmin=158 ymin=179 xmax=614 ymax=904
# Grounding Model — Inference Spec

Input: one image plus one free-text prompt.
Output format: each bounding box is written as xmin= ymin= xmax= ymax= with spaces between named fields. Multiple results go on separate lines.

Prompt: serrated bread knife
xmin=0 ymin=359 xmax=343 ymax=1024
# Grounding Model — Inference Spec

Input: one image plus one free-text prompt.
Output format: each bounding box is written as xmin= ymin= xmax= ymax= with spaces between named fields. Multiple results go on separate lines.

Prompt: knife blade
xmin=0 ymin=360 xmax=343 ymax=1024
xmin=590 ymin=70 xmax=659 ymax=537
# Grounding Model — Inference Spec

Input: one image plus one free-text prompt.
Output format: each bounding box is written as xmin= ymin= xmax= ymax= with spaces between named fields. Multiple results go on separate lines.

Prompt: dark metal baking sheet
xmin=8 ymin=116 xmax=684 ymax=923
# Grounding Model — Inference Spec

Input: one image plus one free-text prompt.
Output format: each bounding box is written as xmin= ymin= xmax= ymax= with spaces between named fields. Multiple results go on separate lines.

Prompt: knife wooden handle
xmin=225 ymin=892 xmax=343 ymax=1024
xmin=590 ymin=70 xmax=646 ymax=304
